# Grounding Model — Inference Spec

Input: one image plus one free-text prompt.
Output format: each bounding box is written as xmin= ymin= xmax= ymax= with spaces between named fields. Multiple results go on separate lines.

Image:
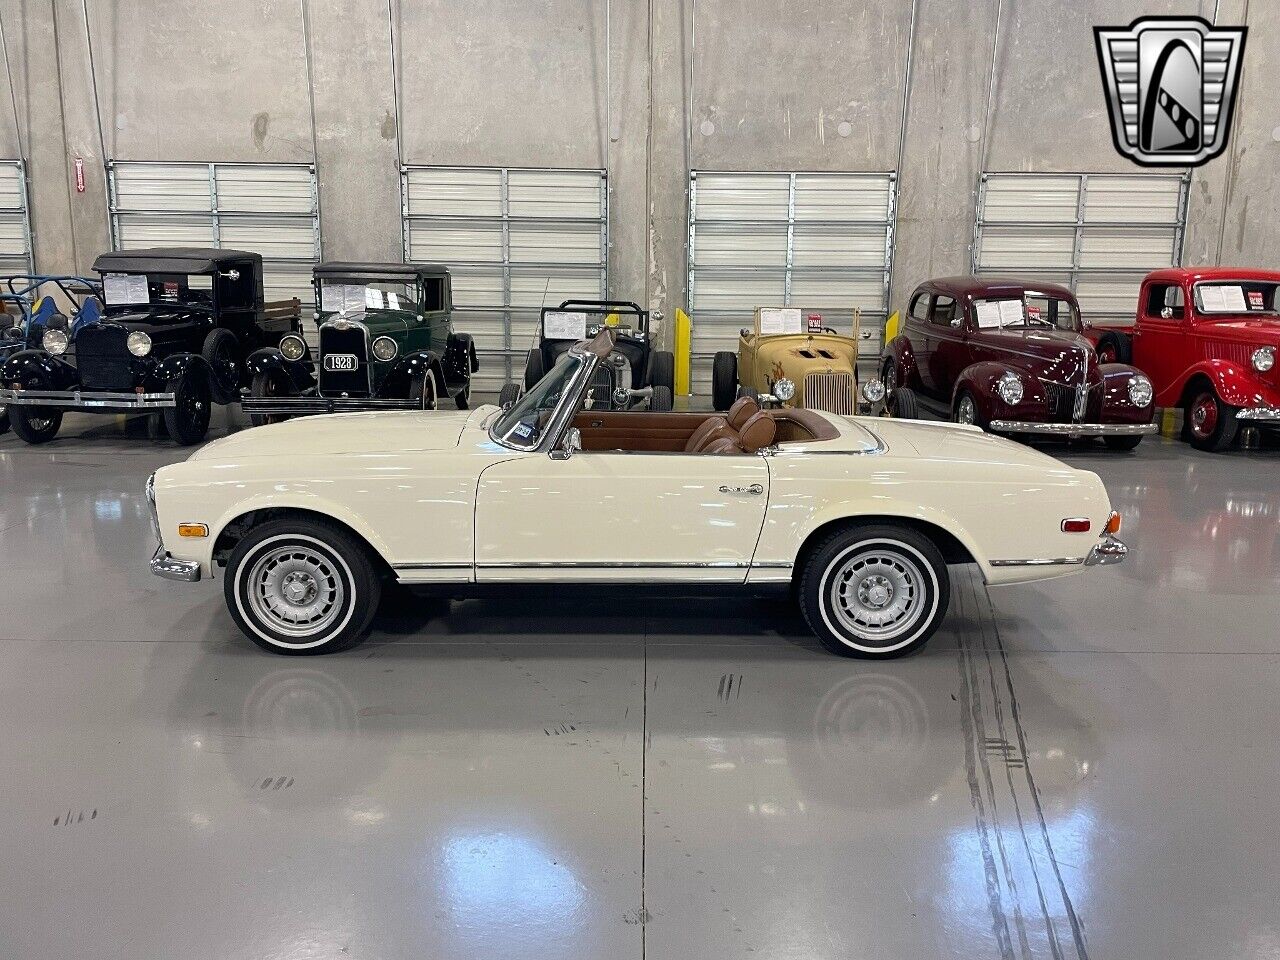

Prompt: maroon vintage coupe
xmin=881 ymin=277 xmax=1158 ymax=450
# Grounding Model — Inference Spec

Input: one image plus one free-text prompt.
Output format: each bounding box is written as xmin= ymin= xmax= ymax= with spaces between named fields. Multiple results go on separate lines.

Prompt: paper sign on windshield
xmin=1200 ymin=285 xmax=1247 ymax=313
xmin=103 ymin=273 xmax=149 ymax=306
xmin=543 ymin=310 xmax=588 ymax=340
xmin=974 ymin=301 xmax=1002 ymax=328
xmin=321 ymin=284 xmax=368 ymax=312
xmin=758 ymin=307 xmax=803 ymax=335
xmin=998 ymin=300 xmax=1024 ymax=326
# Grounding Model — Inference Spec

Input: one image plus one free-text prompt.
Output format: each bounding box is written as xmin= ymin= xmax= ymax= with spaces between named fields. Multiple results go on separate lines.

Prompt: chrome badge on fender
xmin=1094 ymin=16 xmax=1246 ymax=167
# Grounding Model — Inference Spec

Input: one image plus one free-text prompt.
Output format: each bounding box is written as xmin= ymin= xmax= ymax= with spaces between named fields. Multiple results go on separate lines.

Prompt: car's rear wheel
xmin=248 ymin=369 xmax=294 ymax=427
xmin=411 ymin=369 xmax=439 ymax=411
xmin=1095 ymin=331 xmax=1131 ymax=365
xmin=0 ymin=402 xmax=10 ymax=436
xmin=885 ymin=386 xmax=918 ymax=419
xmin=1185 ymin=387 xmax=1239 ymax=452
xmin=712 ymin=351 xmax=738 ymax=411
xmin=649 ymin=350 xmax=676 ymax=392
xmin=225 ymin=518 xmax=381 ymax=655
xmin=1103 ymin=434 xmax=1143 ymax=451
xmin=798 ymin=524 xmax=950 ymax=658
xmin=498 ymin=382 xmax=521 ymax=407
xmin=163 ymin=368 xmax=212 ymax=445
xmin=9 ymin=404 xmax=62 ymax=444
xmin=649 ymin=385 xmax=673 ymax=411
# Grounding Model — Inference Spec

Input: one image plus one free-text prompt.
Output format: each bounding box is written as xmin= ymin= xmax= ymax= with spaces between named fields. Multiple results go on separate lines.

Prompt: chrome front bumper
xmin=239 ymin=395 xmax=422 ymax=415
xmin=987 ymin=420 xmax=1157 ymax=436
xmin=1236 ymin=406 xmax=1280 ymax=422
xmin=150 ymin=545 xmax=201 ymax=582
xmin=1085 ymin=534 xmax=1127 ymax=567
xmin=0 ymin=387 xmax=176 ymax=409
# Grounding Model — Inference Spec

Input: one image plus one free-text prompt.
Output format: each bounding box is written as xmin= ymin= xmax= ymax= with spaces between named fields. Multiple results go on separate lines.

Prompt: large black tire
xmin=248 ymin=369 xmax=295 ymax=427
xmin=162 ymin=369 xmax=212 ymax=445
xmin=712 ymin=351 xmax=738 ymax=411
xmin=524 ymin=349 xmax=546 ymax=389
xmin=1095 ymin=331 xmax=1132 ymax=365
xmin=885 ymin=386 xmax=918 ymax=419
xmin=201 ymin=328 xmax=240 ymax=390
xmin=1185 ymin=385 xmax=1239 ymax=452
xmin=9 ymin=404 xmax=62 ymax=444
xmin=224 ymin=517 xmax=381 ymax=655
xmin=411 ymin=368 xmax=439 ymax=411
xmin=1103 ymin=434 xmax=1144 ymax=451
xmin=0 ymin=403 xmax=9 ymax=436
xmin=953 ymin=390 xmax=987 ymax=429
xmin=649 ymin=350 xmax=676 ymax=392
xmin=798 ymin=524 xmax=950 ymax=659
xmin=498 ymin=382 xmax=521 ymax=407
xmin=454 ymin=379 xmax=470 ymax=410
xmin=649 ymin=385 xmax=674 ymax=411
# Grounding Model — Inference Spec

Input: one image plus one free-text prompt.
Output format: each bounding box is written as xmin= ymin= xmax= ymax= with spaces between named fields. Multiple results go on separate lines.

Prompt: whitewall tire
xmin=224 ymin=519 xmax=381 ymax=655
xmin=798 ymin=525 xmax=950 ymax=658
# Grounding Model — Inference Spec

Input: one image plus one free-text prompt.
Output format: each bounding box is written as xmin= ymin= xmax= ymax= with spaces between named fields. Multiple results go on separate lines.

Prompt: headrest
xmin=737 ymin=411 xmax=777 ymax=453
xmin=45 ymin=312 xmax=70 ymax=332
xmin=73 ymin=296 xmax=103 ymax=332
xmin=727 ymin=395 xmax=760 ymax=430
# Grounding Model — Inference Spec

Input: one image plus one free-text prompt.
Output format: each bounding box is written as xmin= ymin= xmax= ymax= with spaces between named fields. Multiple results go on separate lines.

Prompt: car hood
xmin=866 ymin=417 xmax=1074 ymax=473
xmin=1199 ymin=317 xmax=1280 ymax=344
xmin=979 ymin=328 xmax=1094 ymax=380
xmin=188 ymin=406 xmax=496 ymax=461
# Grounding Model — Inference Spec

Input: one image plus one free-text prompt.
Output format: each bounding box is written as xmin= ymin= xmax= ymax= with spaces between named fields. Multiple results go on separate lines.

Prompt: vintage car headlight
xmin=1127 ymin=374 xmax=1154 ymax=407
xmin=1252 ymin=346 xmax=1275 ymax=372
xmin=773 ymin=377 xmax=796 ymax=401
xmin=279 ymin=334 xmax=306 ymax=361
xmin=861 ymin=377 xmax=886 ymax=404
xmin=127 ymin=331 xmax=153 ymax=357
xmin=371 ymin=336 xmax=398 ymax=362
xmin=996 ymin=371 xmax=1024 ymax=405
xmin=42 ymin=327 xmax=69 ymax=356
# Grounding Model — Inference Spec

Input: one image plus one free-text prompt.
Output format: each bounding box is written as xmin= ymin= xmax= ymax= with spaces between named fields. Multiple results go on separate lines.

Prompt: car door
xmin=473 ymin=450 xmax=771 ymax=582
xmin=904 ymin=291 xmax=937 ymax=393
xmin=927 ymin=294 xmax=966 ymax=393
xmin=1131 ymin=281 xmax=1186 ymax=397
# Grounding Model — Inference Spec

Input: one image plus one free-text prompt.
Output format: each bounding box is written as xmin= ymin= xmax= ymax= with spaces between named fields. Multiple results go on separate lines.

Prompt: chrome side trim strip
xmin=392 ymin=563 xmax=472 ymax=571
xmin=987 ymin=420 xmax=1157 ymax=436
xmin=989 ymin=556 xmax=1086 ymax=568
xmin=476 ymin=560 xmax=751 ymax=569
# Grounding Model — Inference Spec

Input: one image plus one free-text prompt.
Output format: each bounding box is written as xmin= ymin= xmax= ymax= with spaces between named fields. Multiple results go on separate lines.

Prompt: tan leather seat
xmin=683 ymin=396 xmax=759 ymax=452
xmin=703 ymin=411 xmax=777 ymax=455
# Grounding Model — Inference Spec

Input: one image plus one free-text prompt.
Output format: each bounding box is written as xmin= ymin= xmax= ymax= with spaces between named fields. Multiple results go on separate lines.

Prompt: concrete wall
xmin=0 ymin=0 xmax=1275 ymax=328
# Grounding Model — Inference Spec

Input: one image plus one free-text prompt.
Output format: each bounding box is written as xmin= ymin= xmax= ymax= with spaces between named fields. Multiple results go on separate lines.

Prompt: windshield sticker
xmin=974 ymin=301 xmax=1002 ymax=328
xmin=1200 ymin=284 xmax=1247 ymax=313
xmin=321 ymin=284 xmax=368 ymax=312
xmin=364 ymin=287 xmax=385 ymax=310
xmin=386 ymin=292 xmax=400 ymax=310
xmin=544 ymin=310 xmax=588 ymax=340
xmin=998 ymin=299 xmax=1024 ymax=326
xmin=512 ymin=422 xmax=533 ymax=439
xmin=1248 ymin=290 xmax=1266 ymax=310
xmin=103 ymin=272 xmax=149 ymax=306
xmin=1026 ymin=304 xmax=1042 ymax=322
xmin=758 ymin=307 xmax=803 ymax=335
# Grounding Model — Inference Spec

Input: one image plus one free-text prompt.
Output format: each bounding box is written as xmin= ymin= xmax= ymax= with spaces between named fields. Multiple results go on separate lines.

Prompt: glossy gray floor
xmin=2 ymin=411 xmax=1278 ymax=960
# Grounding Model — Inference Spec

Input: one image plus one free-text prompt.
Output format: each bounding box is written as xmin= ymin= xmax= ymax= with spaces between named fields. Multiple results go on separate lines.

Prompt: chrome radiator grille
xmin=1041 ymin=380 xmax=1094 ymax=422
xmin=803 ymin=372 xmax=855 ymax=415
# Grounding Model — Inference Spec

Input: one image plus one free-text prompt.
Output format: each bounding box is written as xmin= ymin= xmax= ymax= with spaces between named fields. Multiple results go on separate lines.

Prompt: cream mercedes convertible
xmin=146 ymin=330 xmax=1126 ymax=658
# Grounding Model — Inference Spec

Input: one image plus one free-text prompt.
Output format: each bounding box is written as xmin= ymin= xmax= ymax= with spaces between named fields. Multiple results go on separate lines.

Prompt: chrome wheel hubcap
xmin=958 ymin=397 xmax=976 ymax=424
xmin=247 ymin=546 xmax=344 ymax=639
xmin=829 ymin=549 xmax=926 ymax=643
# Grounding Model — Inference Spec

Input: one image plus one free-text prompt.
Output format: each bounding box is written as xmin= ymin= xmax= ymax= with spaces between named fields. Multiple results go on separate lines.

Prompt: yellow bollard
xmin=1160 ymin=407 xmax=1179 ymax=438
xmin=674 ymin=308 xmax=692 ymax=396
xmin=883 ymin=310 xmax=900 ymax=344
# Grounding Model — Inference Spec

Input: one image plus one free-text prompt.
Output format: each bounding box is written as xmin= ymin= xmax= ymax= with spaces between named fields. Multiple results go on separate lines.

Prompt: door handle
xmin=719 ymin=483 xmax=764 ymax=495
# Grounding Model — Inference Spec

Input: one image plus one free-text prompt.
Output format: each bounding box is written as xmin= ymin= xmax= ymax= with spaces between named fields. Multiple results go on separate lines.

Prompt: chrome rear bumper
xmin=1236 ymin=406 xmax=1280 ymax=422
xmin=988 ymin=420 xmax=1157 ymax=436
xmin=1085 ymin=534 xmax=1127 ymax=567
xmin=0 ymin=387 xmax=175 ymax=409
xmin=150 ymin=545 xmax=201 ymax=582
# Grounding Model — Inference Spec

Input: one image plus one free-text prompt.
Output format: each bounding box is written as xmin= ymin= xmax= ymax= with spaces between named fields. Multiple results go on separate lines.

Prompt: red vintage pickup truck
xmin=1086 ymin=268 xmax=1280 ymax=451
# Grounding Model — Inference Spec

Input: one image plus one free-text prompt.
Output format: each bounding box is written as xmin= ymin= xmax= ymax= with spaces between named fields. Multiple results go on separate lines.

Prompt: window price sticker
xmin=543 ymin=311 xmax=588 ymax=340
xmin=103 ymin=273 xmax=149 ymax=305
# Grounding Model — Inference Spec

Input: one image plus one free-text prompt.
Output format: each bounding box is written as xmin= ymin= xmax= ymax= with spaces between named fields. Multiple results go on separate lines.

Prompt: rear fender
xmin=246 ymin=347 xmax=315 ymax=392
xmin=444 ymin=331 xmax=478 ymax=379
xmin=1172 ymin=359 xmax=1280 ymax=409
xmin=882 ymin=337 xmax=919 ymax=389
xmin=0 ymin=349 xmax=77 ymax=389
xmin=378 ymin=351 xmax=441 ymax=398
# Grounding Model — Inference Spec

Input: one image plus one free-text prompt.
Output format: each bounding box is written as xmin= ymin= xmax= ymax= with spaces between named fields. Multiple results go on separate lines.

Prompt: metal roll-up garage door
xmin=0 ymin=160 xmax=33 ymax=273
xmin=972 ymin=172 xmax=1189 ymax=326
xmin=108 ymin=161 xmax=320 ymax=337
xmin=687 ymin=171 xmax=895 ymax=397
xmin=402 ymin=165 xmax=607 ymax=398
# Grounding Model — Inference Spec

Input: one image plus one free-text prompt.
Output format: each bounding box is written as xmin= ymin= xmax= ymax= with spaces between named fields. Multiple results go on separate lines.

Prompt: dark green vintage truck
xmin=242 ymin=262 xmax=477 ymax=424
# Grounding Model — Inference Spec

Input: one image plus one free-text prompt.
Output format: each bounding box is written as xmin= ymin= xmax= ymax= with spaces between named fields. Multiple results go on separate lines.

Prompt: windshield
xmin=101 ymin=272 xmax=213 ymax=311
xmin=491 ymin=351 xmax=586 ymax=450
xmin=318 ymin=280 xmax=417 ymax=314
xmin=1194 ymin=281 xmax=1279 ymax=317
xmin=973 ymin=294 xmax=1078 ymax=331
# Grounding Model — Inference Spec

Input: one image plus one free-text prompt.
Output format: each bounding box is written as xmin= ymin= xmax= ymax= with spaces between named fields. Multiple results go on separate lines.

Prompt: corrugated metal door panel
xmin=0 ymin=162 xmax=24 ymax=209
xmin=792 ymin=225 xmax=890 ymax=266
xmin=1078 ymin=228 xmax=1179 ymax=268
xmin=693 ymin=223 xmax=788 ymax=267
xmin=219 ymin=217 xmax=316 ymax=259
xmin=1075 ymin=274 xmax=1148 ymax=323
xmin=115 ymin=216 xmax=214 ymax=248
xmin=1083 ymin=176 xmax=1182 ymax=223
xmin=695 ymin=173 xmax=790 ymax=220
xmin=789 ymin=274 xmax=886 ymax=307
xmin=509 ymin=222 xmax=602 ymax=264
xmin=112 ymin=163 xmax=212 ymax=212
xmin=793 ymin=174 xmax=891 ymax=220
xmin=980 ymin=175 xmax=1079 ymax=222
xmin=0 ymin=161 xmax=29 ymax=271
xmin=691 ymin=272 xmax=787 ymax=315
xmin=507 ymin=169 xmax=603 ymax=219
xmin=409 ymin=222 xmax=504 ymax=264
xmin=976 ymin=226 xmax=1076 ymax=268
xmin=510 ymin=268 xmax=602 ymax=307
xmin=215 ymin=165 xmax=315 ymax=213
xmin=405 ymin=168 xmax=503 ymax=217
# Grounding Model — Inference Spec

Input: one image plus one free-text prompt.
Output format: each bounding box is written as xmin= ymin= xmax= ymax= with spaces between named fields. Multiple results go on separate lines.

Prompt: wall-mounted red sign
xmin=74 ymin=157 xmax=85 ymax=193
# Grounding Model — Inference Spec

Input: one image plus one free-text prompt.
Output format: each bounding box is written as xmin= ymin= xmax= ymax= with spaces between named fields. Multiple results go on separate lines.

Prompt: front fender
xmin=1097 ymin=364 xmax=1156 ymax=423
xmin=146 ymin=353 xmax=234 ymax=403
xmin=246 ymin=347 xmax=315 ymax=392
xmin=1171 ymin=359 xmax=1280 ymax=409
xmin=954 ymin=361 xmax=1048 ymax=421
xmin=378 ymin=351 xmax=442 ymax=398
xmin=882 ymin=336 xmax=920 ymax=389
xmin=0 ymin=350 xmax=78 ymax=390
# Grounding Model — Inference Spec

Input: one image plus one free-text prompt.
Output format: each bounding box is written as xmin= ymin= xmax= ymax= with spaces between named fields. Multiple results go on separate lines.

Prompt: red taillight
xmin=1061 ymin=518 xmax=1092 ymax=533
xmin=1104 ymin=511 xmax=1122 ymax=535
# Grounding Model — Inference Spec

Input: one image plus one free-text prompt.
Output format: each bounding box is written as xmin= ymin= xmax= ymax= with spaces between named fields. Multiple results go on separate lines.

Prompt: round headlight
xmin=1127 ymin=374 xmax=1154 ymax=407
xmin=1252 ymin=346 xmax=1275 ymax=372
xmin=996 ymin=372 xmax=1024 ymax=405
xmin=126 ymin=331 xmax=152 ymax=357
xmin=861 ymin=377 xmax=886 ymax=403
xmin=773 ymin=377 xmax=796 ymax=401
xmin=279 ymin=334 xmax=306 ymax=361
xmin=371 ymin=336 xmax=398 ymax=362
xmin=42 ymin=327 xmax=69 ymax=356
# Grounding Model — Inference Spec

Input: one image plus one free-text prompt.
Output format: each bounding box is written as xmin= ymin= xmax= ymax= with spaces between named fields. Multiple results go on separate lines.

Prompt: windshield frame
xmin=489 ymin=345 xmax=597 ymax=453
xmin=971 ymin=291 xmax=1080 ymax=332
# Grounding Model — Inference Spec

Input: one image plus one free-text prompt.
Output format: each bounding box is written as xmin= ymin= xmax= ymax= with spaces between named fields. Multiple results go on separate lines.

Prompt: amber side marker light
xmin=1061 ymin=518 xmax=1092 ymax=533
xmin=1104 ymin=511 xmax=1122 ymax=535
xmin=178 ymin=523 xmax=209 ymax=538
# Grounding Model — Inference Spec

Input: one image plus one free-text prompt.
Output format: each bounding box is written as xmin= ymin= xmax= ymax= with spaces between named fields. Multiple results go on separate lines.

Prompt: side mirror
xmin=220 ymin=269 xmax=240 ymax=281
xmin=950 ymin=318 xmax=961 ymax=328
xmin=1161 ymin=307 xmax=1173 ymax=319
xmin=552 ymin=427 xmax=582 ymax=460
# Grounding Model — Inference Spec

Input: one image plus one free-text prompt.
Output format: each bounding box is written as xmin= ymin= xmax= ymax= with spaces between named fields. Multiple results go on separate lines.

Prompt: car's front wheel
xmin=798 ymin=524 xmax=950 ymax=658
xmin=1185 ymin=387 xmax=1239 ymax=452
xmin=225 ymin=518 xmax=381 ymax=655
xmin=9 ymin=403 xmax=62 ymax=444
xmin=248 ymin=369 xmax=294 ymax=427
xmin=412 ymin=369 xmax=439 ymax=410
xmin=162 ymin=368 xmax=212 ymax=444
